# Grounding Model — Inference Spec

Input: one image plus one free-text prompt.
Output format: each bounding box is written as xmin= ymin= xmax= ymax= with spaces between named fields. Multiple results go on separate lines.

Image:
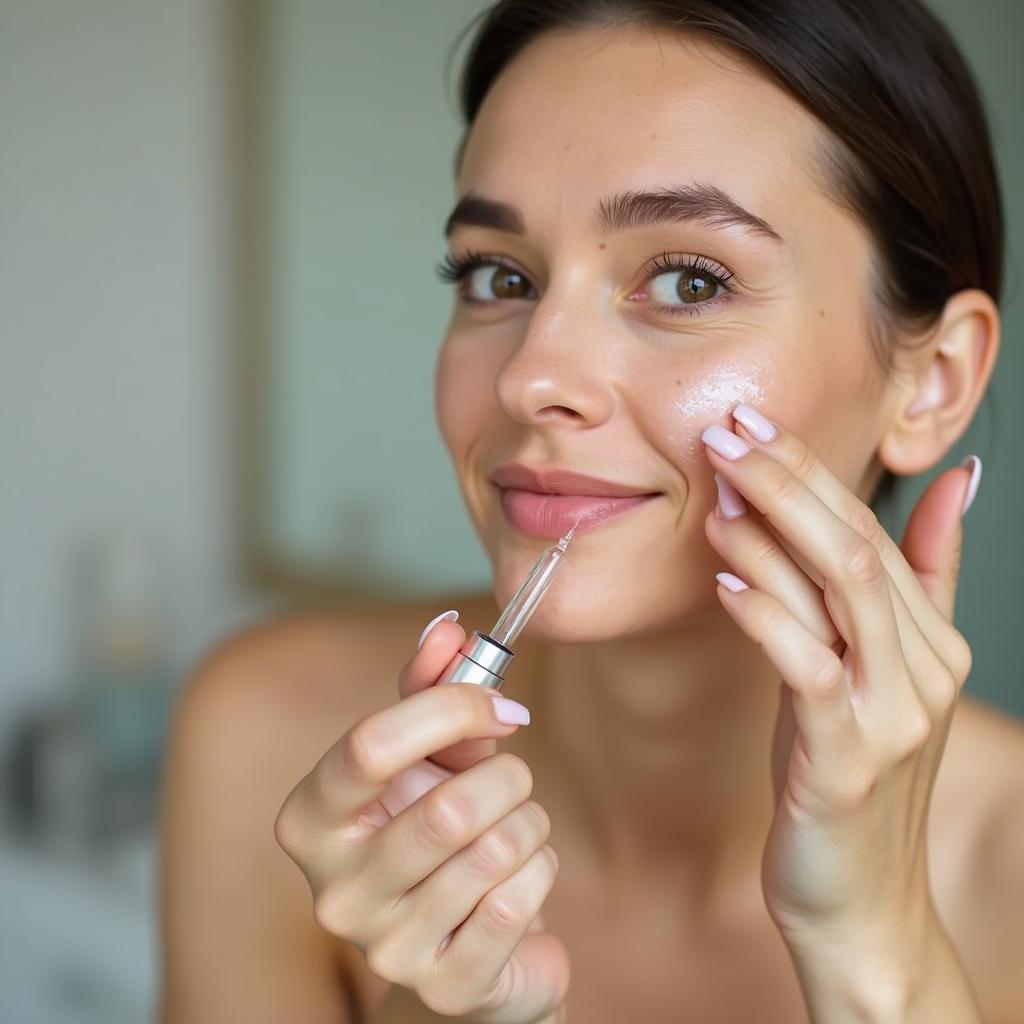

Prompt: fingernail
xmin=491 ymin=696 xmax=531 ymax=726
xmin=702 ymin=424 xmax=753 ymax=461
xmin=960 ymin=455 xmax=982 ymax=517
xmin=714 ymin=472 xmax=747 ymax=519
xmin=417 ymin=609 xmax=459 ymax=650
xmin=716 ymin=571 xmax=749 ymax=593
xmin=733 ymin=403 xmax=778 ymax=442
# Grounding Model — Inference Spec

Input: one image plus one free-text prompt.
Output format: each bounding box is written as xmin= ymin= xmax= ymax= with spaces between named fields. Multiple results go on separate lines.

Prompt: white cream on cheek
xmin=668 ymin=359 xmax=772 ymax=460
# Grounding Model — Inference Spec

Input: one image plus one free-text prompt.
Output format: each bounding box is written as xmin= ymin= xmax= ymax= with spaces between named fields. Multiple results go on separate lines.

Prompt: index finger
xmin=729 ymin=404 xmax=955 ymax=641
xmin=312 ymin=682 xmax=521 ymax=823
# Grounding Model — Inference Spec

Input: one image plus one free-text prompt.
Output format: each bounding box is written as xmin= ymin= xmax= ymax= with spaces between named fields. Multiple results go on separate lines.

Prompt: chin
xmin=487 ymin=561 xmax=709 ymax=647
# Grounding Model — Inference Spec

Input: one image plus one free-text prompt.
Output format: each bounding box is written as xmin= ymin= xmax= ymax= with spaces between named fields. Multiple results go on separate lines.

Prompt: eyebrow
xmin=443 ymin=183 xmax=783 ymax=244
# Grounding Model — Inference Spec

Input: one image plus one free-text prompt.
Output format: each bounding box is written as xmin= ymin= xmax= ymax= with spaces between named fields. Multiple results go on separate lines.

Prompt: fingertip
xmin=959 ymin=454 xmax=982 ymax=517
xmin=417 ymin=609 xmax=460 ymax=651
xmin=399 ymin=619 xmax=467 ymax=697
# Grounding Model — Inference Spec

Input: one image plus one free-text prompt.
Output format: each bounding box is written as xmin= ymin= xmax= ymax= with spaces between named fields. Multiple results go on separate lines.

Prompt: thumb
xmin=899 ymin=455 xmax=981 ymax=620
xmin=398 ymin=614 xmax=503 ymax=774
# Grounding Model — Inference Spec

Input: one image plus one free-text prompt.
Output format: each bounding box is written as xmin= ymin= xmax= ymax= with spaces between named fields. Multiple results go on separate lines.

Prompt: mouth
xmin=490 ymin=463 xmax=662 ymax=539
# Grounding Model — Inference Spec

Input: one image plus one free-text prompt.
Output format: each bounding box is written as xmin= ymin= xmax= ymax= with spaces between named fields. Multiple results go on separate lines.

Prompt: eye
xmin=650 ymin=268 xmax=719 ymax=304
xmin=643 ymin=253 xmax=732 ymax=311
xmin=467 ymin=264 xmax=534 ymax=301
xmin=435 ymin=250 xmax=536 ymax=303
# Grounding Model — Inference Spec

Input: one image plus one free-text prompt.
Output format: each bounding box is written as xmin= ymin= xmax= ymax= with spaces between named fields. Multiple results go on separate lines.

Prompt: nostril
xmin=538 ymin=405 xmax=583 ymax=420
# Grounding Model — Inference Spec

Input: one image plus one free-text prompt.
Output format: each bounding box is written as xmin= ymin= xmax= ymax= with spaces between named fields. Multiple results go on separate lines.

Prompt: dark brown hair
xmin=447 ymin=0 xmax=1004 ymax=509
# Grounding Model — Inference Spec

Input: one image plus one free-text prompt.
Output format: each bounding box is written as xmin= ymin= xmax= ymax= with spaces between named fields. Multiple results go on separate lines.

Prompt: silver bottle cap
xmin=435 ymin=630 xmax=514 ymax=690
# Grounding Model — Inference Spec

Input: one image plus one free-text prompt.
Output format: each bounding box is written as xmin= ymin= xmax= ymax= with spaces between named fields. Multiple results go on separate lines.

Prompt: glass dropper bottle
xmin=436 ymin=521 xmax=578 ymax=691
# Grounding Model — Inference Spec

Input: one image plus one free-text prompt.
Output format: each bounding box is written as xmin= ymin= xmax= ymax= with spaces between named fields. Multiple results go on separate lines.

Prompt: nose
xmin=494 ymin=290 xmax=616 ymax=429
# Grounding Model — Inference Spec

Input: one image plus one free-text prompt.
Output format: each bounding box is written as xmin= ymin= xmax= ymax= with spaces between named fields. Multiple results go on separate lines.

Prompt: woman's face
xmin=436 ymin=25 xmax=894 ymax=644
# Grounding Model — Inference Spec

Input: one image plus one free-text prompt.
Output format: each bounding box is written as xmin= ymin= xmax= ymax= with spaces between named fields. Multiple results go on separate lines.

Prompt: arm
xmin=698 ymin=411 xmax=1000 ymax=1023
xmin=788 ymin=737 xmax=1024 ymax=1024
xmin=157 ymin=628 xmax=356 ymax=1023
xmin=787 ymin=904 xmax=985 ymax=1023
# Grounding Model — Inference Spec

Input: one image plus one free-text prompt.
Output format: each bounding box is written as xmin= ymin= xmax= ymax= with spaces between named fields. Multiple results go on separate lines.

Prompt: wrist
xmin=780 ymin=902 xmax=933 ymax=1023
xmin=781 ymin=902 xmax=983 ymax=1024
xmin=787 ymin=935 xmax=911 ymax=1022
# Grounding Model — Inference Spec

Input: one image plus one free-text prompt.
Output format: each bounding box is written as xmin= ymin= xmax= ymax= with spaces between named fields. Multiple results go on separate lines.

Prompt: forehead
xmin=458 ymin=25 xmax=829 ymax=235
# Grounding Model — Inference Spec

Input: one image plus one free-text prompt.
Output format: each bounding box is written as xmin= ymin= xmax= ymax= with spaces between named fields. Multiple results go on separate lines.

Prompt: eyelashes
xmin=435 ymin=248 xmax=736 ymax=317
xmin=435 ymin=248 xmax=498 ymax=285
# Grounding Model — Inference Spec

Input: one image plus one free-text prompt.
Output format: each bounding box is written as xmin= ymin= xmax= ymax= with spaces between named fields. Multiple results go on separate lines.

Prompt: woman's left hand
xmin=700 ymin=402 xmax=980 ymax=962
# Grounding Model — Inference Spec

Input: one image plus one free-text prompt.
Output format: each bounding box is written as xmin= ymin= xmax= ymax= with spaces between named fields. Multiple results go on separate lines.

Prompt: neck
xmin=509 ymin=604 xmax=784 ymax=914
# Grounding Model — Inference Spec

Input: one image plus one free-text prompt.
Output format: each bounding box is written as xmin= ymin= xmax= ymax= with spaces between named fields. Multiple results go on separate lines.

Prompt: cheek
xmin=634 ymin=354 xmax=787 ymax=473
xmin=663 ymin=357 xmax=777 ymax=462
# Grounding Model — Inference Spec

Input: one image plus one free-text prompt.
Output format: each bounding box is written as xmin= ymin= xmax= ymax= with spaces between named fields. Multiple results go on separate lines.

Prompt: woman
xmin=159 ymin=1 xmax=1024 ymax=1021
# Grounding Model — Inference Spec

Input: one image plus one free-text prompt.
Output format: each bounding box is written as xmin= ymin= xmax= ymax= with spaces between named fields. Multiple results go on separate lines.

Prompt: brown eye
xmin=677 ymin=271 xmax=717 ymax=304
xmin=648 ymin=264 xmax=724 ymax=308
xmin=466 ymin=264 xmax=535 ymax=301
xmin=490 ymin=265 xmax=532 ymax=299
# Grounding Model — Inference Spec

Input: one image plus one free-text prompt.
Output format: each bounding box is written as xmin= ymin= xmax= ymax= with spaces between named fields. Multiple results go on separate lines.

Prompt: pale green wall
xmin=263 ymin=0 xmax=1023 ymax=716
xmin=265 ymin=0 xmax=491 ymax=594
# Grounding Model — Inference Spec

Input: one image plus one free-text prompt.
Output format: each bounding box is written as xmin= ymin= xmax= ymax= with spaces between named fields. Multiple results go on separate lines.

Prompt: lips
xmin=491 ymin=463 xmax=662 ymax=538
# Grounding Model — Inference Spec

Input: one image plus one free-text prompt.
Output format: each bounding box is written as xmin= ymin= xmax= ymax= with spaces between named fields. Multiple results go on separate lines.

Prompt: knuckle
xmin=929 ymin=667 xmax=959 ymax=713
xmin=523 ymin=799 xmax=552 ymax=841
xmin=838 ymin=534 xmax=884 ymax=589
xmin=897 ymin=710 xmax=932 ymax=757
xmin=446 ymin=683 xmax=487 ymax=729
xmin=541 ymin=843 xmax=559 ymax=872
xmin=340 ymin=721 xmax=384 ymax=783
xmin=480 ymin=887 xmax=530 ymax=933
xmin=495 ymin=752 xmax=534 ymax=797
xmin=419 ymin=787 xmax=474 ymax=846
xmin=765 ymin=468 xmax=802 ymax=505
xmin=810 ymin=653 xmax=846 ymax=699
xmin=847 ymin=503 xmax=886 ymax=550
xmin=789 ymin=439 xmax=819 ymax=482
xmin=466 ymin=828 xmax=519 ymax=876
xmin=759 ymin=595 xmax=789 ymax=637
xmin=750 ymin=533 xmax=786 ymax=571
xmin=947 ymin=631 xmax=973 ymax=683
xmin=273 ymin=799 xmax=305 ymax=855
xmin=313 ymin=888 xmax=355 ymax=937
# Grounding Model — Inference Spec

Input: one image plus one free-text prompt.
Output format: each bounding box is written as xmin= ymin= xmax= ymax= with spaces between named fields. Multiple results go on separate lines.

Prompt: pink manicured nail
xmin=733 ymin=403 xmax=778 ymax=442
xmin=417 ymin=608 xmax=459 ymax=649
xmin=491 ymin=696 xmax=531 ymax=725
xmin=714 ymin=473 xmax=747 ymax=519
xmin=716 ymin=571 xmax=749 ymax=593
xmin=960 ymin=455 xmax=982 ymax=516
xmin=702 ymin=424 xmax=753 ymax=460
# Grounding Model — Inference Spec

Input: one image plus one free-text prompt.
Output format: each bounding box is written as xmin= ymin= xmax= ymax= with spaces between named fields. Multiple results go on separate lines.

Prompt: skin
xmin=437 ymin=24 xmax=995 ymax=902
xmin=158 ymin=21 xmax=1024 ymax=1024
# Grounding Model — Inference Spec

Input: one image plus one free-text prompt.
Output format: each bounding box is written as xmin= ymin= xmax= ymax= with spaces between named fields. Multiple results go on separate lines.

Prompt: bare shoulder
xmin=931 ymin=694 xmax=1024 ymax=1023
xmin=171 ymin=591 xmax=497 ymax=771
xmin=158 ymin=594 xmax=490 ymax=1023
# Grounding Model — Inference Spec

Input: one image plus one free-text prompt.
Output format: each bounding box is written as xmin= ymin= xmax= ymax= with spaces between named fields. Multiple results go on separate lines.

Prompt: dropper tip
xmin=558 ymin=517 xmax=582 ymax=550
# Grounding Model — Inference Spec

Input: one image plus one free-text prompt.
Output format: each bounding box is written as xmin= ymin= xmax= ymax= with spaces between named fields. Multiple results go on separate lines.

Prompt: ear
xmin=878 ymin=288 xmax=999 ymax=476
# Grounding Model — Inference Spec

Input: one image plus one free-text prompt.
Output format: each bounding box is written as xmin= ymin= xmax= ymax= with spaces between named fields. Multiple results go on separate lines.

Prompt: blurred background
xmin=1 ymin=1 xmax=1020 ymax=1021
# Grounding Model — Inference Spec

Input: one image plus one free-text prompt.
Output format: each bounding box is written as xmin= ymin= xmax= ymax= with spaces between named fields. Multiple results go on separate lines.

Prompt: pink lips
xmin=491 ymin=463 xmax=661 ymax=538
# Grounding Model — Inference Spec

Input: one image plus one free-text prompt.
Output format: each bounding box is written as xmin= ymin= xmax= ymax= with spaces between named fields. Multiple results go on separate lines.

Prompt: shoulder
xmin=178 ymin=602 xmax=424 ymax=727
xmin=933 ymin=695 xmax=1024 ymax=1023
xmin=165 ymin=592 xmax=494 ymax=838
xmin=159 ymin=595 xmax=489 ymax=1022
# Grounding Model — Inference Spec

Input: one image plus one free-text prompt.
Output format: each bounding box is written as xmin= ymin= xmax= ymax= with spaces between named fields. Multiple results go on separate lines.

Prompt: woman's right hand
xmin=274 ymin=617 xmax=570 ymax=1023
